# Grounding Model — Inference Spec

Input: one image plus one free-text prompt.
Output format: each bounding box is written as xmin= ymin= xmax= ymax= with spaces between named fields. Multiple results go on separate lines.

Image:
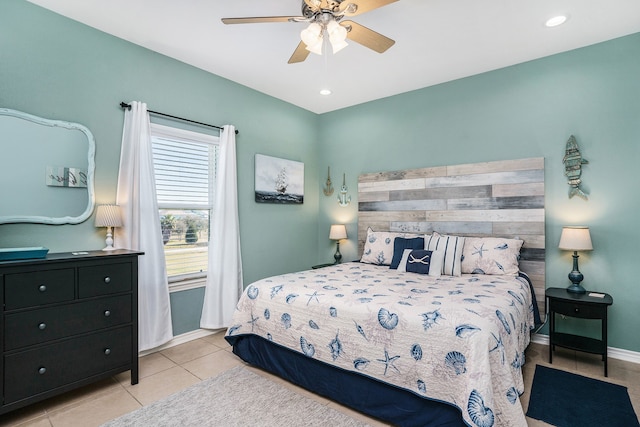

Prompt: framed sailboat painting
xmin=255 ymin=154 xmax=304 ymax=204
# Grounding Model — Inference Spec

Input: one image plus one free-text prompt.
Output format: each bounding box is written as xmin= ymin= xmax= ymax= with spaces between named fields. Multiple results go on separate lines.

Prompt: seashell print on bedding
xmin=420 ymin=309 xmax=442 ymax=330
xmin=353 ymin=358 xmax=370 ymax=370
xmin=378 ymin=308 xmax=399 ymax=330
xmin=467 ymin=389 xmax=494 ymax=427
xmin=300 ymin=336 xmax=315 ymax=357
xmin=445 ymin=351 xmax=467 ymax=375
xmin=410 ymin=344 xmax=423 ymax=361
xmin=456 ymin=324 xmax=481 ymax=338
xmin=246 ymin=285 xmax=259 ymax=299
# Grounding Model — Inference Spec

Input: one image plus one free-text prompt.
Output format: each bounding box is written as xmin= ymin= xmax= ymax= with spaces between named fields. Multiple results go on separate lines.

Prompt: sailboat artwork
xmin=255 ymin=154 xmax=304 ymax=204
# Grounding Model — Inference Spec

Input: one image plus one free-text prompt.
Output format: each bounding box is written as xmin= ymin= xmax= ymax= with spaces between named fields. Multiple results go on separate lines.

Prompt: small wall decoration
xmin=337 ymin=173 xmax=351 ymax=207
xmin=562 ymin=135 xmax=589 ymax=200
xmin=46 ymin=166 xmax=88 ymax=188
xmin=323 ymin=166 xmax=334 ymax=196
xmin=255 ymin=154 xmax=304 ymax=204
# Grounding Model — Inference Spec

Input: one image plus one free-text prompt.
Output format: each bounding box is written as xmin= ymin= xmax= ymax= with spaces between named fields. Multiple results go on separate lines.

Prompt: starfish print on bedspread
xmin=377 ymin=349 xmax=401 ymax=376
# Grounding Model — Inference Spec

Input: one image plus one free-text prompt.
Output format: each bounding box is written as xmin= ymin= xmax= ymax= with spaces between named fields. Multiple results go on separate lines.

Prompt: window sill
xmin=169 ymin=276 xmax=207 ymax=292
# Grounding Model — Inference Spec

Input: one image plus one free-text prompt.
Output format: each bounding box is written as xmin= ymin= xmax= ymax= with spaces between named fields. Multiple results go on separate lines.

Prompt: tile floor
xmin=1 ymin=334 xmax=638 ymax=427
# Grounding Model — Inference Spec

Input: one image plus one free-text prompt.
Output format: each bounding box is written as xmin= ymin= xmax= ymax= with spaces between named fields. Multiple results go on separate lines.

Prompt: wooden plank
xmin=359 ymin=211 xmax=427 ymax=222
xmin=425 ymin=170 xmax=543 ymax=188
xmin=493 ymin=222 xmax=545 ymax=235
xmin=447 ymin=196 xmax=544 ymax=210
xmin=390 ymin=186 xmax=491 ymax=201
xmin=358 ymin=191 xmax=390 ymax=202
xmin=390 ymin=221 xmax=494 ymax=235
xmin=425 ymin=209 xmax=544 ymax=222
xmin=359 ymin=166 xmax=446 ymax=183
xmin=358 ymin=178 xmax=426 ymax=193
xmin=359 ymin=199 xmax=446 ymax=212
xmin=493 ymin=182 xmax=544 ymax=197
xmin=447 ymin=157 xmax=544 ymax=176
xmin=520 ymin=247 xmax=546 ymax=262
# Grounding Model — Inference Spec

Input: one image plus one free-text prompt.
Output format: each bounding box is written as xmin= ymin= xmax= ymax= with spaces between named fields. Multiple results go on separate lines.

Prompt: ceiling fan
xmin=222 ymin=0 xmax=398 ymax=64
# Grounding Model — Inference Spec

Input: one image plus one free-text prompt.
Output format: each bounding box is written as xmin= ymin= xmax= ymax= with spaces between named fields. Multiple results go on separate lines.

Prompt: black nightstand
xmin=546 ymin=287 xmax=613 ymax=376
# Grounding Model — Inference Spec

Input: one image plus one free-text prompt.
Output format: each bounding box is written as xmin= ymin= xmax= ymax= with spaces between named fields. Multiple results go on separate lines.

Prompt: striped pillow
xmin=424 ymin=232 xmax=465 ymax=276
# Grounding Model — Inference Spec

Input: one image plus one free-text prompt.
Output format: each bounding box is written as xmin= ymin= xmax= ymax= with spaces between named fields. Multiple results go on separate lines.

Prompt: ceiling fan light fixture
xmin=327 ymin=20 xmax=348 ymax=53
xmin=301 ymin=22 xmax=322 ymax=45
xmin=305 ymin=38 xmax=324 ymax=55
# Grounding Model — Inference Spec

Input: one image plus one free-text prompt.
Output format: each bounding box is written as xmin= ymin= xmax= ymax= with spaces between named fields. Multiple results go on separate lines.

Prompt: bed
xmin=226 ymin=158 xmax=545 ymax=427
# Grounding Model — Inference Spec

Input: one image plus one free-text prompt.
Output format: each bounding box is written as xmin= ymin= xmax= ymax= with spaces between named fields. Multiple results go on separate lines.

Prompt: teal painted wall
xmin=2 ymin=1 xmax=639 ymax=353
xmin=317 ymin=33 xmax=640 ymax=353
xmin=0 ymin=1 xmax=319 ymax=335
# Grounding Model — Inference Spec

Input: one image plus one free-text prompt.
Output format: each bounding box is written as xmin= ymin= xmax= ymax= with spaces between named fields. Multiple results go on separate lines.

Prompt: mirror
xmin=0 ymin=108 xmax=95 ymax=224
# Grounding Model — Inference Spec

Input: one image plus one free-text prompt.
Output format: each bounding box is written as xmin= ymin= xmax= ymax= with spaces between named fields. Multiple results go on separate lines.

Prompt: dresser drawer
xmin=79 ymin=263 xmax=132 ymax=298
xmin=4 ymin=295 xmax=132 ymax=351
xmin=4 ymin=269 xmax=75 ymax=310
xmin=4 ymin=326 xmax=132 ymax=404
xmin=550 ymin=299 xmax=605 ymax=319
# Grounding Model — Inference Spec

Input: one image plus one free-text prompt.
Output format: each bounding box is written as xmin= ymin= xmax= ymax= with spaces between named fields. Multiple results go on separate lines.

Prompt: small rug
xmin=526 ymin=364 xmax=639 ymax=427
xmin=101 ymin=366 xmax=373 ymax=427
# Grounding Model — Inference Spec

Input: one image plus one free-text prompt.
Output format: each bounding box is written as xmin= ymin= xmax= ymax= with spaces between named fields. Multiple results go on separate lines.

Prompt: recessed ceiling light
xmin=545 ymin=15 xmax=568 ymax=27
xmin=320 ymin=89 xmax=332 ymax=96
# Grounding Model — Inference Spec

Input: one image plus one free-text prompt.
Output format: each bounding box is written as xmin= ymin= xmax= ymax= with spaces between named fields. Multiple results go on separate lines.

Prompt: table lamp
xmin=558 ymin=226 xmax=593 ymax=294
xmin=329 ymin=224 xmax=347 ymax=264
xmin=95 ymin=204 xmax=123 ymax=251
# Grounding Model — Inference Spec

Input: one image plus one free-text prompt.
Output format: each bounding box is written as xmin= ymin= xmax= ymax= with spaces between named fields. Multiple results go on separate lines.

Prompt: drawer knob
xmin=104 ymin=348 xmax=111 ymax=355
xmin=104 ymin=276 xmax=111 ymax=284
xmin=104 ymin=310 xmax=111 ymax=317
xmin=575 ymin=308 xmax=580 ymax=313
xmin=38 ymin=367 xmax=47 ymax=375
xmin=39 ymin=285 xmax=47 ymax=292
xmin=38 ymin=322 xmax=47 ymax=330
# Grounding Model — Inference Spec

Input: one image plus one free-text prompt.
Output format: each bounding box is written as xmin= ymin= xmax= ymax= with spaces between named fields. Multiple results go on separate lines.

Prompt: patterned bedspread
xmin=226 ymin=263 xmax=536 ymax=427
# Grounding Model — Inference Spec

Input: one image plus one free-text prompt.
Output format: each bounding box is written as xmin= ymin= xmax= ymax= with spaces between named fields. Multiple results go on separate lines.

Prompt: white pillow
xmin=360 ymin=227 xmax=420 ymax=265
xmin=424 ymin=232 xmax=465 ymax=276
xmin=397 ymin=248 xmax=443 ymax=277
xmin=461 ymin=237 xmax=524 ymax=275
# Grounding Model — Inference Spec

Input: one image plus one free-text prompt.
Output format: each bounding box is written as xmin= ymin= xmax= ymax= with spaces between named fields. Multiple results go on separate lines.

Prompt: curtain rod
xmin=119 ymin=102 xmax=238 ymax=135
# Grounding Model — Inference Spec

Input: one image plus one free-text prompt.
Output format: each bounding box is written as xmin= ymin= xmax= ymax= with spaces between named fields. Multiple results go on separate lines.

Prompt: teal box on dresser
xmin=0 ymin=250 xmax=142 ymax=415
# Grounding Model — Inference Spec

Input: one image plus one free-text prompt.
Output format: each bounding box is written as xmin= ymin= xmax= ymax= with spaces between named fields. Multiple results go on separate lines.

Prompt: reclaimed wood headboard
xmin=358 ymin=157 xmax=545 ymax=316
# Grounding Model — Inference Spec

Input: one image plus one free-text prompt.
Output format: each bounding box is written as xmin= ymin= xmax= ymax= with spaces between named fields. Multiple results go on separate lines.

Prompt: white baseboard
xmin=531 ymin=333 xmax=640 ymax=365
xmin=139 ymin=328 xmax=225 ymax=357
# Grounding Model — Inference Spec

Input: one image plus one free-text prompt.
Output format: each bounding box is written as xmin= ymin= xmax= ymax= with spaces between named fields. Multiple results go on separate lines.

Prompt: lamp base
xmin=566 ymin=283 xmax=586 ymax=294
xmin=102 ymin=226 xmax=116 ymax=251
xmin=333 ymin=241 xmax=342 ymax=264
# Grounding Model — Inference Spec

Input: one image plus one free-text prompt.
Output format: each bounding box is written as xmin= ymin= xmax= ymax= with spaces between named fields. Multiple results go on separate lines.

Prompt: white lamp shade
xmin=329 ymin=224 xmax=347 ymax=240
xmin=95 ymin=204 xmax=123 ymax=228
xmin=558 ymin=226 xmax=593 ymax=251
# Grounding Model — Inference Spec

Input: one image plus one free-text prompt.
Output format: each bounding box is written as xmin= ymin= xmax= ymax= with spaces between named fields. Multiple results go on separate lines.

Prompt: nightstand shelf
xmin=546 ymin=287 xmax=613 ymax=376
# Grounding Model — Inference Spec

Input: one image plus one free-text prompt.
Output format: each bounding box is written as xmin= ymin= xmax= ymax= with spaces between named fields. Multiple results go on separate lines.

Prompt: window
xmin=150 ymin=123 xmax=219 ymax=283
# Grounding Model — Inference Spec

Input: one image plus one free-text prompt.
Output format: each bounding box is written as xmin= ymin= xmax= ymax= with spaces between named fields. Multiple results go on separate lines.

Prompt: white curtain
xmin=115 ymin=101 xmax=173 ymax=351
xmin=201 ymin=125 xmax=243 ymax=329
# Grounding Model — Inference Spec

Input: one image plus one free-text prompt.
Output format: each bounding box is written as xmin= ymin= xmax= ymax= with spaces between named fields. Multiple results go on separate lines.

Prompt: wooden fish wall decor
xmin=563 ymin=135 xmax=589 ymax=199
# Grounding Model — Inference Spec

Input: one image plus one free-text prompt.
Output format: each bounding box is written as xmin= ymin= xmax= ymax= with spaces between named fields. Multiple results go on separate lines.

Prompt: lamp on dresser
xmin=329 ymin=224 xmax=348 ymax=264
xmin=558 ymin=226 xmax=593 ymax=294
xmin=95 ymin=204 xmax=123 ymax=251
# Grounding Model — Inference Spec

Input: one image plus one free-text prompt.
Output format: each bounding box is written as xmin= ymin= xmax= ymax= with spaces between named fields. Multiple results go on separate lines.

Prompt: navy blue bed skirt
xmin=226 ymin=334 xmax=468 ymax=427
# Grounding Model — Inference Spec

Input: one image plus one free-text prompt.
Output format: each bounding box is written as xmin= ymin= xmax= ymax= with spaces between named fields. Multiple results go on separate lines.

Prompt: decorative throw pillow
xmin=389 ymin=236 xmax=425 ymax=269
xmin=424 ymin=232 xmax=465 ymax=276
xmin=398 ymin=249 xmax=444 ymax=277
xmin=461 ymin=237 xmax=524 ymax=275
xmin=360 ymin=227 xmax=420 ymax=266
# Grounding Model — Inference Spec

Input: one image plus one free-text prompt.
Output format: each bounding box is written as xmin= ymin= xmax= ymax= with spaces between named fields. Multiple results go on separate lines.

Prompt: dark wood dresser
xmin=0 ymin=250 xmax=142 ymax=414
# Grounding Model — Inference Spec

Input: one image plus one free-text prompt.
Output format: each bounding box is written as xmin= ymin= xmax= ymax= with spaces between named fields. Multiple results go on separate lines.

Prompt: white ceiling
xmin=27 ymin=0 xmax=640 ymax=114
